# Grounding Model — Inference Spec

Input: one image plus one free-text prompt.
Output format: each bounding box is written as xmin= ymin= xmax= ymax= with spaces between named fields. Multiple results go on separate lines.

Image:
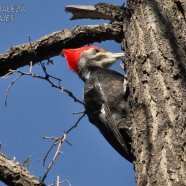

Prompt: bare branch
xmin=4 ymin=61 xmax=33 ymax=106
xmin=41 ymin=134 xmax=67 ymax=182
xmin=0 ymin=153 xmax=45 ymax=186
xmin=0 ymin=23 xmax=123 ymax=76
xmin=66 ymin=112 xmax=85 ymax=134
xmin=57 ymin=176 xmax=60 ymax=186
xmin=48 ymin=179 xmax=71 ymax=186
xmin=73 ymin=110 xmax=85 ymax=115
xmin=66 ymin=3 xmax=128 ymax=21
xmin=41 ymin=112 xmax=85 ymax=182
xmin=4 ymin=63 xmax=84 ymax=106
xmin=4 ymin=73 xmax=22 ymax=106
xmin=66 ymin=5 xmax=111 ymax=20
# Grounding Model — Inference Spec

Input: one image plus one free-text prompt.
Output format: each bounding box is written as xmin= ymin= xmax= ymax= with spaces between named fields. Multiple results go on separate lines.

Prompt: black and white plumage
xmin=63 ymin=46 xmax=134 ymax=162
xmin=82 ymin=67 xmax=133 ymax=162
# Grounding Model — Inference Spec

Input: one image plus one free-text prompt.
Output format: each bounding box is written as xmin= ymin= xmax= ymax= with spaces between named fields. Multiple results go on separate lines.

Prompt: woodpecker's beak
xmin=100 ymin=52 xmax=125 ymax=59
xmin=88 ymin=49 xmax=125 ymax=69
xmin=92 ymin=51 xmax=124 ymax=68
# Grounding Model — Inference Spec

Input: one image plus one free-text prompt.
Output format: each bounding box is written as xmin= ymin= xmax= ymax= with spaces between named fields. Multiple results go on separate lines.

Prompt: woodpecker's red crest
xmin=62 ymin=46 xmax=103 ymax=73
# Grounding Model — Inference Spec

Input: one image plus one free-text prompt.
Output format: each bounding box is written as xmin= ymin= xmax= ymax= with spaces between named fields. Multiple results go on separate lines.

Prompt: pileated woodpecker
xmin=62 ymin=46 xmax=133 ymax=162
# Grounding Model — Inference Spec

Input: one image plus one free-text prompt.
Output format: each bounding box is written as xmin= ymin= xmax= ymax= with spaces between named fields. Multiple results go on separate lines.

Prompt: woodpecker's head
xmin=62 ymin=46 xmax=124 ymax=73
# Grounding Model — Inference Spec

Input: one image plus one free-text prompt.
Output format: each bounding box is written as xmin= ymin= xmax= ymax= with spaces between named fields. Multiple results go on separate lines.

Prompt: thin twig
xmin=4 ymin=74 xmax=22 ymax=106
xmin=57 ymin=176 xmax=60 ymax=186
xmin=42 ymin=141 xmax=58 ymax=167
xmin=29 ymin=61 xmax=33 ymax=74
xmin=73 ymin=110 xmax=85 ymax=115
xmin=66 ymin=112 xmax=85 ymax=134
xmin=61 ymin=87 xmax=84 ymax=105
xmin=41 ymin=112 xmax=85 ymax=182
xmin=2 ymin=71 xmax=13 ymax=78
xmin=43 ymin=136 xmax=72 ymax=147
xmin=48 ymin=179 xmax=71 ymax=186
xmin=42 ymin=112 xmax=85 ymax=164
xmin=41 ymin=134 xmax=66 ymax=182
xmin=43 ymin=136 xmax=59 ymax=141
xmin=4 ymin=63 xmax=84 ymax=106
xmin=41 ymin=100 xmax=85 ymax=168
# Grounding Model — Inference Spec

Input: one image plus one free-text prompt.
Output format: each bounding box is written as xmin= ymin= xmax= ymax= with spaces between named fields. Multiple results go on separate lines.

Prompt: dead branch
xmin=41 ymin=112 xmax=85 ymax=182
xmin=65 ymin=113 xmax=85 ymax=134
xmin=41 ymin=134 xmax=67 ymax=182
xmin=0 ymin=23 xmax=123 ymax=77
xmin=0 ymin=153 xmax=45 ymax=186
xmin=4 ymin=74 xmax=22 ymax=106
xmin=73 ymin=110 xmax=85 ymax=115
xmin=3 ymin=62 xmax=84 ymax=106
xmin=2 ymin=62 xmax=85 ymax=183
xmin=66 ymin=3 xmax=127 ymax=21
xmin=48 ymin=178 xmax=71 ymax=186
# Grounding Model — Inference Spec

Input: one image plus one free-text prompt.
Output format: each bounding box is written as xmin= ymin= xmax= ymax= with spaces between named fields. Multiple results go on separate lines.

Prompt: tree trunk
xmin=123 ymin=0 xmax=186 ymax=185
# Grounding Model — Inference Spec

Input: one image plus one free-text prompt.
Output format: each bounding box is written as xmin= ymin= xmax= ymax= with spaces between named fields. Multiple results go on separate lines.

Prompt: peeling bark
xmin=123 ymin=0 xmax=186 ymax=185
xmin=0 ymin=23 xmax=123 ymax=76
xmin=0 ymin=154 xmax=45 ymax=186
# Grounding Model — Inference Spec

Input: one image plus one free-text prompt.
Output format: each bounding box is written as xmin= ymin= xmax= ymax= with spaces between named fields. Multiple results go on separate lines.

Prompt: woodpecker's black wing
xmin=84 ymin=68 xmax=134 ymax=162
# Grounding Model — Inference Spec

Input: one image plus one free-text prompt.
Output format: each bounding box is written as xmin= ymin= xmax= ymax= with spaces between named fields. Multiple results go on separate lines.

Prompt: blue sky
xmin=0 ymin=0 xmax=135 ymax=186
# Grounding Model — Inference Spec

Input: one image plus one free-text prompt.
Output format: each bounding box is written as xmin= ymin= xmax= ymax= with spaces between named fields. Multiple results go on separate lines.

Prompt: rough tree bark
xmin=123 ymin=0 xmax=186 ymax=185
xmin=0 ymin=1 xmax=185 ymax=186
xmin=0 ymin=154 xmax=45 ymax=186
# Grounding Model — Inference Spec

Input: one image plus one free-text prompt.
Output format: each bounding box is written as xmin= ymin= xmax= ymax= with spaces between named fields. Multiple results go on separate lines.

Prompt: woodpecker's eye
xmin=94 ymin=48 xmax=100 ymax=53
